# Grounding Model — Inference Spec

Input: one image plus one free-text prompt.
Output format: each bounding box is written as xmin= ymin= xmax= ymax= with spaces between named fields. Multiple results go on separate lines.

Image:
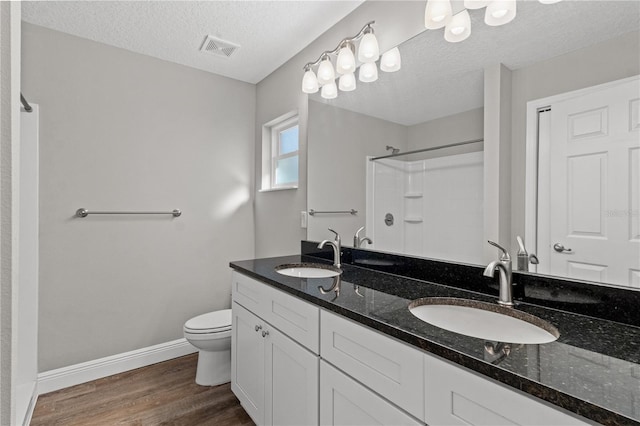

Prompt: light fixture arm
xmin=303 ymin=21 xmax=375 ymax=70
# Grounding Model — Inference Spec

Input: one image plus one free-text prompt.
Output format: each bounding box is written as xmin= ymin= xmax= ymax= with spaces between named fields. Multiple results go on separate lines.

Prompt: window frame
xmin=270 ymin=116 xmax=299 ymax=189
xmin=260 ymin=110 xmax=299 ymax=192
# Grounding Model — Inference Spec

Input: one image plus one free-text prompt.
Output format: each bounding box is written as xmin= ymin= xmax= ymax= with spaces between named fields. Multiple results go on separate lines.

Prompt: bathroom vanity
xmin=230 ymin=245 xmax=640 ymax=426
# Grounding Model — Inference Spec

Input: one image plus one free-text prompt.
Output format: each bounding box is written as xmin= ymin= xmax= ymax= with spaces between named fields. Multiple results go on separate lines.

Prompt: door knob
xmin=553 ymin=243 xmax=572 ymax=253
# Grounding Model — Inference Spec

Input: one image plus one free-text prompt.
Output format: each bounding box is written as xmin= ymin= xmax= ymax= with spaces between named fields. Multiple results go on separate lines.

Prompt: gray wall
xmin=407 ymin=107 xmax=484 ymax=156
xmin=22 ymin=23 xmax=256 ymax=371
xmin=307 ymin=101 xmax=407 ymax=243
xmin=254 ymin=1 xmax=426 ymax=257
xmin=510 ymin=30 xmax=640 ymax=245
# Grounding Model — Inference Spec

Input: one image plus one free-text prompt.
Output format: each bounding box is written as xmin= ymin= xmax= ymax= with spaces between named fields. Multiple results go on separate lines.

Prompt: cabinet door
xmin=231 ymin=302 xmax=265 ymax=425
xmin=264 ymin=326 xmax=319 ymax=426
xmin=424 ymin=354 xmax=588 ymax=426
xmin=320 ymin=361 xmax=422 ymax=426
xmin=320 ymin=310 xmax=424 ymax=420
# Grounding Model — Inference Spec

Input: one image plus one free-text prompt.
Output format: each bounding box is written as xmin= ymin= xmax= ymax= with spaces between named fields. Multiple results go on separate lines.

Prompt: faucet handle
xmin=487 ymin=240 xmax=510 ymax=261
xmin=328 ymin=228 xmax=341 ymax=243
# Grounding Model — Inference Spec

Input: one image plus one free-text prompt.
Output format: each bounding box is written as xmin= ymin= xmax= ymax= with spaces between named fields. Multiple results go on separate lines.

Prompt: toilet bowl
xmin=183 ymin=309 xmax=232 ymax=386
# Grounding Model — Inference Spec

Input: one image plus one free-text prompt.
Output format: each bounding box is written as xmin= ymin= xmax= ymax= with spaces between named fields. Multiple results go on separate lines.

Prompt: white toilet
xmin=183 ymin=309 xmax=232 ymax=386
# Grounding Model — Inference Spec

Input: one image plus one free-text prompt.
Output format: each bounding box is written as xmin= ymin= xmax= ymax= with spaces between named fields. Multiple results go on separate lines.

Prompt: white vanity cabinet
xmin=231 ymin=272 xmax=320 ymax=426
xmin=232 ymin=271 xmax=591 ymax=426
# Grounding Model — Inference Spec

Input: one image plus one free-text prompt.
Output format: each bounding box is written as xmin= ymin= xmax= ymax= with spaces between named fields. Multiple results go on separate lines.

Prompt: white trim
xmin=524 ymin=75 xmax=640 ymax=269
xmin=18 ymin=382 xmax=38 ymax=426
xmin=258 ymin=186 xmax=298 ymax=193
xmin=37 ymin=338 xmax=197 ymax=395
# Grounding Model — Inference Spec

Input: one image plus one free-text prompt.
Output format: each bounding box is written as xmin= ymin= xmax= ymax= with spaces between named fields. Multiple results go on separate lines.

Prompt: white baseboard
xmin=37 ymin=338 xmax=197 ymax=395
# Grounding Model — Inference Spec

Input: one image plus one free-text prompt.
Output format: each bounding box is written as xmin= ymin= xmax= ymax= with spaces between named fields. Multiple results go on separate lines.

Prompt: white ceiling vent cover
xmin=200 ymin=35 xmax=240 ymax=59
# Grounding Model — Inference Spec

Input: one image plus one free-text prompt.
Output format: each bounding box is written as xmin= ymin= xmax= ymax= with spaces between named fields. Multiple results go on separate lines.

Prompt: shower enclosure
xmin=366 ymin=149 xmax=484 ymax=264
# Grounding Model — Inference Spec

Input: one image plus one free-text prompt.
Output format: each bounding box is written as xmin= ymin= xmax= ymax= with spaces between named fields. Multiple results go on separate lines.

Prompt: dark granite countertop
xmin=230 ymin=254 xmax=640 ymax=426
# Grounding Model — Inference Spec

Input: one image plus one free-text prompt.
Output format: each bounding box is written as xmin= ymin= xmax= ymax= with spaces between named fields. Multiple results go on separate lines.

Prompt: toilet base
xmin=195 ymin=348 xmax=231 ymax=386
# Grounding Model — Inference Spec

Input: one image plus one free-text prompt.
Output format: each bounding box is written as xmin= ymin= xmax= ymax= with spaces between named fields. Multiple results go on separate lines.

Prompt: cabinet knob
xmin=255 ymin=325 xmax=262 ymax=332
xmin=262 ymin=330 xmax=269 ymax=338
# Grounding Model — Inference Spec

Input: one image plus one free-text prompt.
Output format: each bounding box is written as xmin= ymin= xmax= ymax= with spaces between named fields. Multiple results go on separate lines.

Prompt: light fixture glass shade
xmin=301 ymin=69 xmax=319 ymax=94
xmin=425 ymin=0 xmax=453 ymax=29
xmin=338 ymin=73 xmax=357 ymax=91
xmin=358 ymin=32 xmax=380 ymax=63
xmin=321 ymin=81 xmax=338 ymax=99
xmin=336 ymin=44 xmax=356 ymax=75
xmin=485 ymin=0 xmax=517 ymax=26
xmin=317 ymin=57 xmax=335 ymax=86
xmin=538 ymin=0 xmax=561 ymax=3
xmin=358 ymin=62 xmax=378 ymax=83
xmin=464 ymin=0 xmax=490 ymax=9
xmin=445 ymin=10 xmax=471 ymax=43
xmin=380 ymin=47 xmax=401 ymax=72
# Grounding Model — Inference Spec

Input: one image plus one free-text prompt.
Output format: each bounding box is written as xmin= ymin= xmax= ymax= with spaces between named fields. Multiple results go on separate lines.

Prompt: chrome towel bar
xmin=75 ymin=208 xmax=182 ymax=218
xmin=308 ymin=209 xmax=357 ymax=216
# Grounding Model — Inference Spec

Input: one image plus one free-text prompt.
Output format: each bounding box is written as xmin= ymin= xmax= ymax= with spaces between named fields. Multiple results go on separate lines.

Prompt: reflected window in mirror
xmin=261 ymin=110 xmax=299 ymax=191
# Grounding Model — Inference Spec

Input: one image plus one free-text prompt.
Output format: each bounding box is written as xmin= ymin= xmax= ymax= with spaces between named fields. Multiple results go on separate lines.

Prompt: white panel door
xmin=231 ymin=302 xmax=265 ymax=425
xmin=540 ymin=77 xmax=640 ymax=287
xmin=319 ymin=361 xmax=422 ymax=426
xmin=264 ymin=325 xmax=319 ymax=426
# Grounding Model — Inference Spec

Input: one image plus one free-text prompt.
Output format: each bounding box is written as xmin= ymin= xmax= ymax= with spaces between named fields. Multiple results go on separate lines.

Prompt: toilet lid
xmin=184 ymin=309 xmax=232 ymax=333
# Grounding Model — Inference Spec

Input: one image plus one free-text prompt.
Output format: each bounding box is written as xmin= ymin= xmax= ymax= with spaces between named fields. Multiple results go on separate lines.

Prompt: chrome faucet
xmin=483 ymin=240 xmax=514 ymax=307
xmin=353 ymin=226 xmax=373 ymax=248
xmin=318 ymin=228 xmax=342 ymax=268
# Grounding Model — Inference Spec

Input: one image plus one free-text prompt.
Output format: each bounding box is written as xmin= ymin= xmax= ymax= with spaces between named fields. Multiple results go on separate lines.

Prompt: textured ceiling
xmin=21 ymin=1 xmax=364 ymax=84
xmin=311 ymin=1 xmax=640 ymax=126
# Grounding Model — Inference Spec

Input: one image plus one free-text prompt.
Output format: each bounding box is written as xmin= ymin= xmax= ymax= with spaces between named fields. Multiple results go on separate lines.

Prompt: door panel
xmin=231 ymin=302 xmax=265 ymax=425
xmin=265 ymin=326 xmax=319 ymax=426
xmin=539 ymin=76 xmax=640 ymax=287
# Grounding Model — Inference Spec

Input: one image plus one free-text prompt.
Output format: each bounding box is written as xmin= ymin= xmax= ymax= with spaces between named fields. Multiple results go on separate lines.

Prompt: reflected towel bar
xmin=309 ymin=209 xmax=357 ymax=216
xmin=75 ymin=208 xmax=182 ymax=218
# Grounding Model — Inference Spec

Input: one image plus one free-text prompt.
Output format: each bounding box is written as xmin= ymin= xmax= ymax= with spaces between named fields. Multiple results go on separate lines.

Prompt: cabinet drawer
xmin=232 ymin=271 xmax=265 ymax=315
xmin=232 ymin=272 xmax=320 ymax=354
xmin=320 ymin=310 xmax=424 ymax=421
xmin=320 ymin=361 xmax=422 ymax=426
xmin=424 ymin=354 xmax=588 ymax=426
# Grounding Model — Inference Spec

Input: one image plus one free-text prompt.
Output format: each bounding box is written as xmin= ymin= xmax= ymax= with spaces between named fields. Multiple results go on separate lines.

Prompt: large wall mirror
xmin=307 ymin=1 xmax=640 ymax=289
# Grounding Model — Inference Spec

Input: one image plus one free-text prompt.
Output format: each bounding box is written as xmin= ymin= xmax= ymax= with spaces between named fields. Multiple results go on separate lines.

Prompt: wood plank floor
xmin=31 ymin=354 xmax=254 ymax=426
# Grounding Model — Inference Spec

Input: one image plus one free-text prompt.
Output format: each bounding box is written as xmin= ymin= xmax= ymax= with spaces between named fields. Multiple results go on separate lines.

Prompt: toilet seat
xmin=184 ymin=309 xmax=232 ymax=334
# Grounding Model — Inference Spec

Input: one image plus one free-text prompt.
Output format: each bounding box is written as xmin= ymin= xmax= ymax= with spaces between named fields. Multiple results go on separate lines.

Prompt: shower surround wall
xmin=22 ymin=23 xmax=256 ymax=372
xmin=367 ymin=152 xmax=484 ymax=263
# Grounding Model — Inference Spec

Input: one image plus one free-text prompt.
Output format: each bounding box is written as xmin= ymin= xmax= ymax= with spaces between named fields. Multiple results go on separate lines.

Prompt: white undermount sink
xmin=275 ymin=263 xmax=342 ymax=278
xmin=409 ymin=297 xmax=559 ymax=344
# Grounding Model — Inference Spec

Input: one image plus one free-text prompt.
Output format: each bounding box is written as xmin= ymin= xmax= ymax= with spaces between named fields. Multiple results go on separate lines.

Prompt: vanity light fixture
xmin=321 ymin=81 xmax=338 ymax=99
xmin=317 ymin=54 xmax=336 ymax=86
xmin=445 ymin=10 xmax=471 ymax=43
xmin=425 ymin=0 xmax=453 ymax=29
xmin=336 ymin=42 xmax=356 ymax=75
xmin=339 ymin=72 xmax=357 ymax=91
xmin=427 ymin=0 xmax=561 ymax=43
xmin=301 ymin=21 xmax=401 ymax=99
xmin=380 ymin=47 xmax=402 ymax=72
xmin=359 ymin=62 xmax=378 ymax=83
xmin=485 ymin=0 xmax=517 ymax=26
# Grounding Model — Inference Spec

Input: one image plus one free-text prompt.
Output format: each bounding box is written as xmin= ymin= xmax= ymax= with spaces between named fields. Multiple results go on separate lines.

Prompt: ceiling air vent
xmin=200 ymin=35 xmax=240 ymax=59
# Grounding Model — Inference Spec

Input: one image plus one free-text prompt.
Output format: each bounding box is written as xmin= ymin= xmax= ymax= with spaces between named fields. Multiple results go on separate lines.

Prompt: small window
xmin=261 ymin=111 xmax=299 ymax=191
